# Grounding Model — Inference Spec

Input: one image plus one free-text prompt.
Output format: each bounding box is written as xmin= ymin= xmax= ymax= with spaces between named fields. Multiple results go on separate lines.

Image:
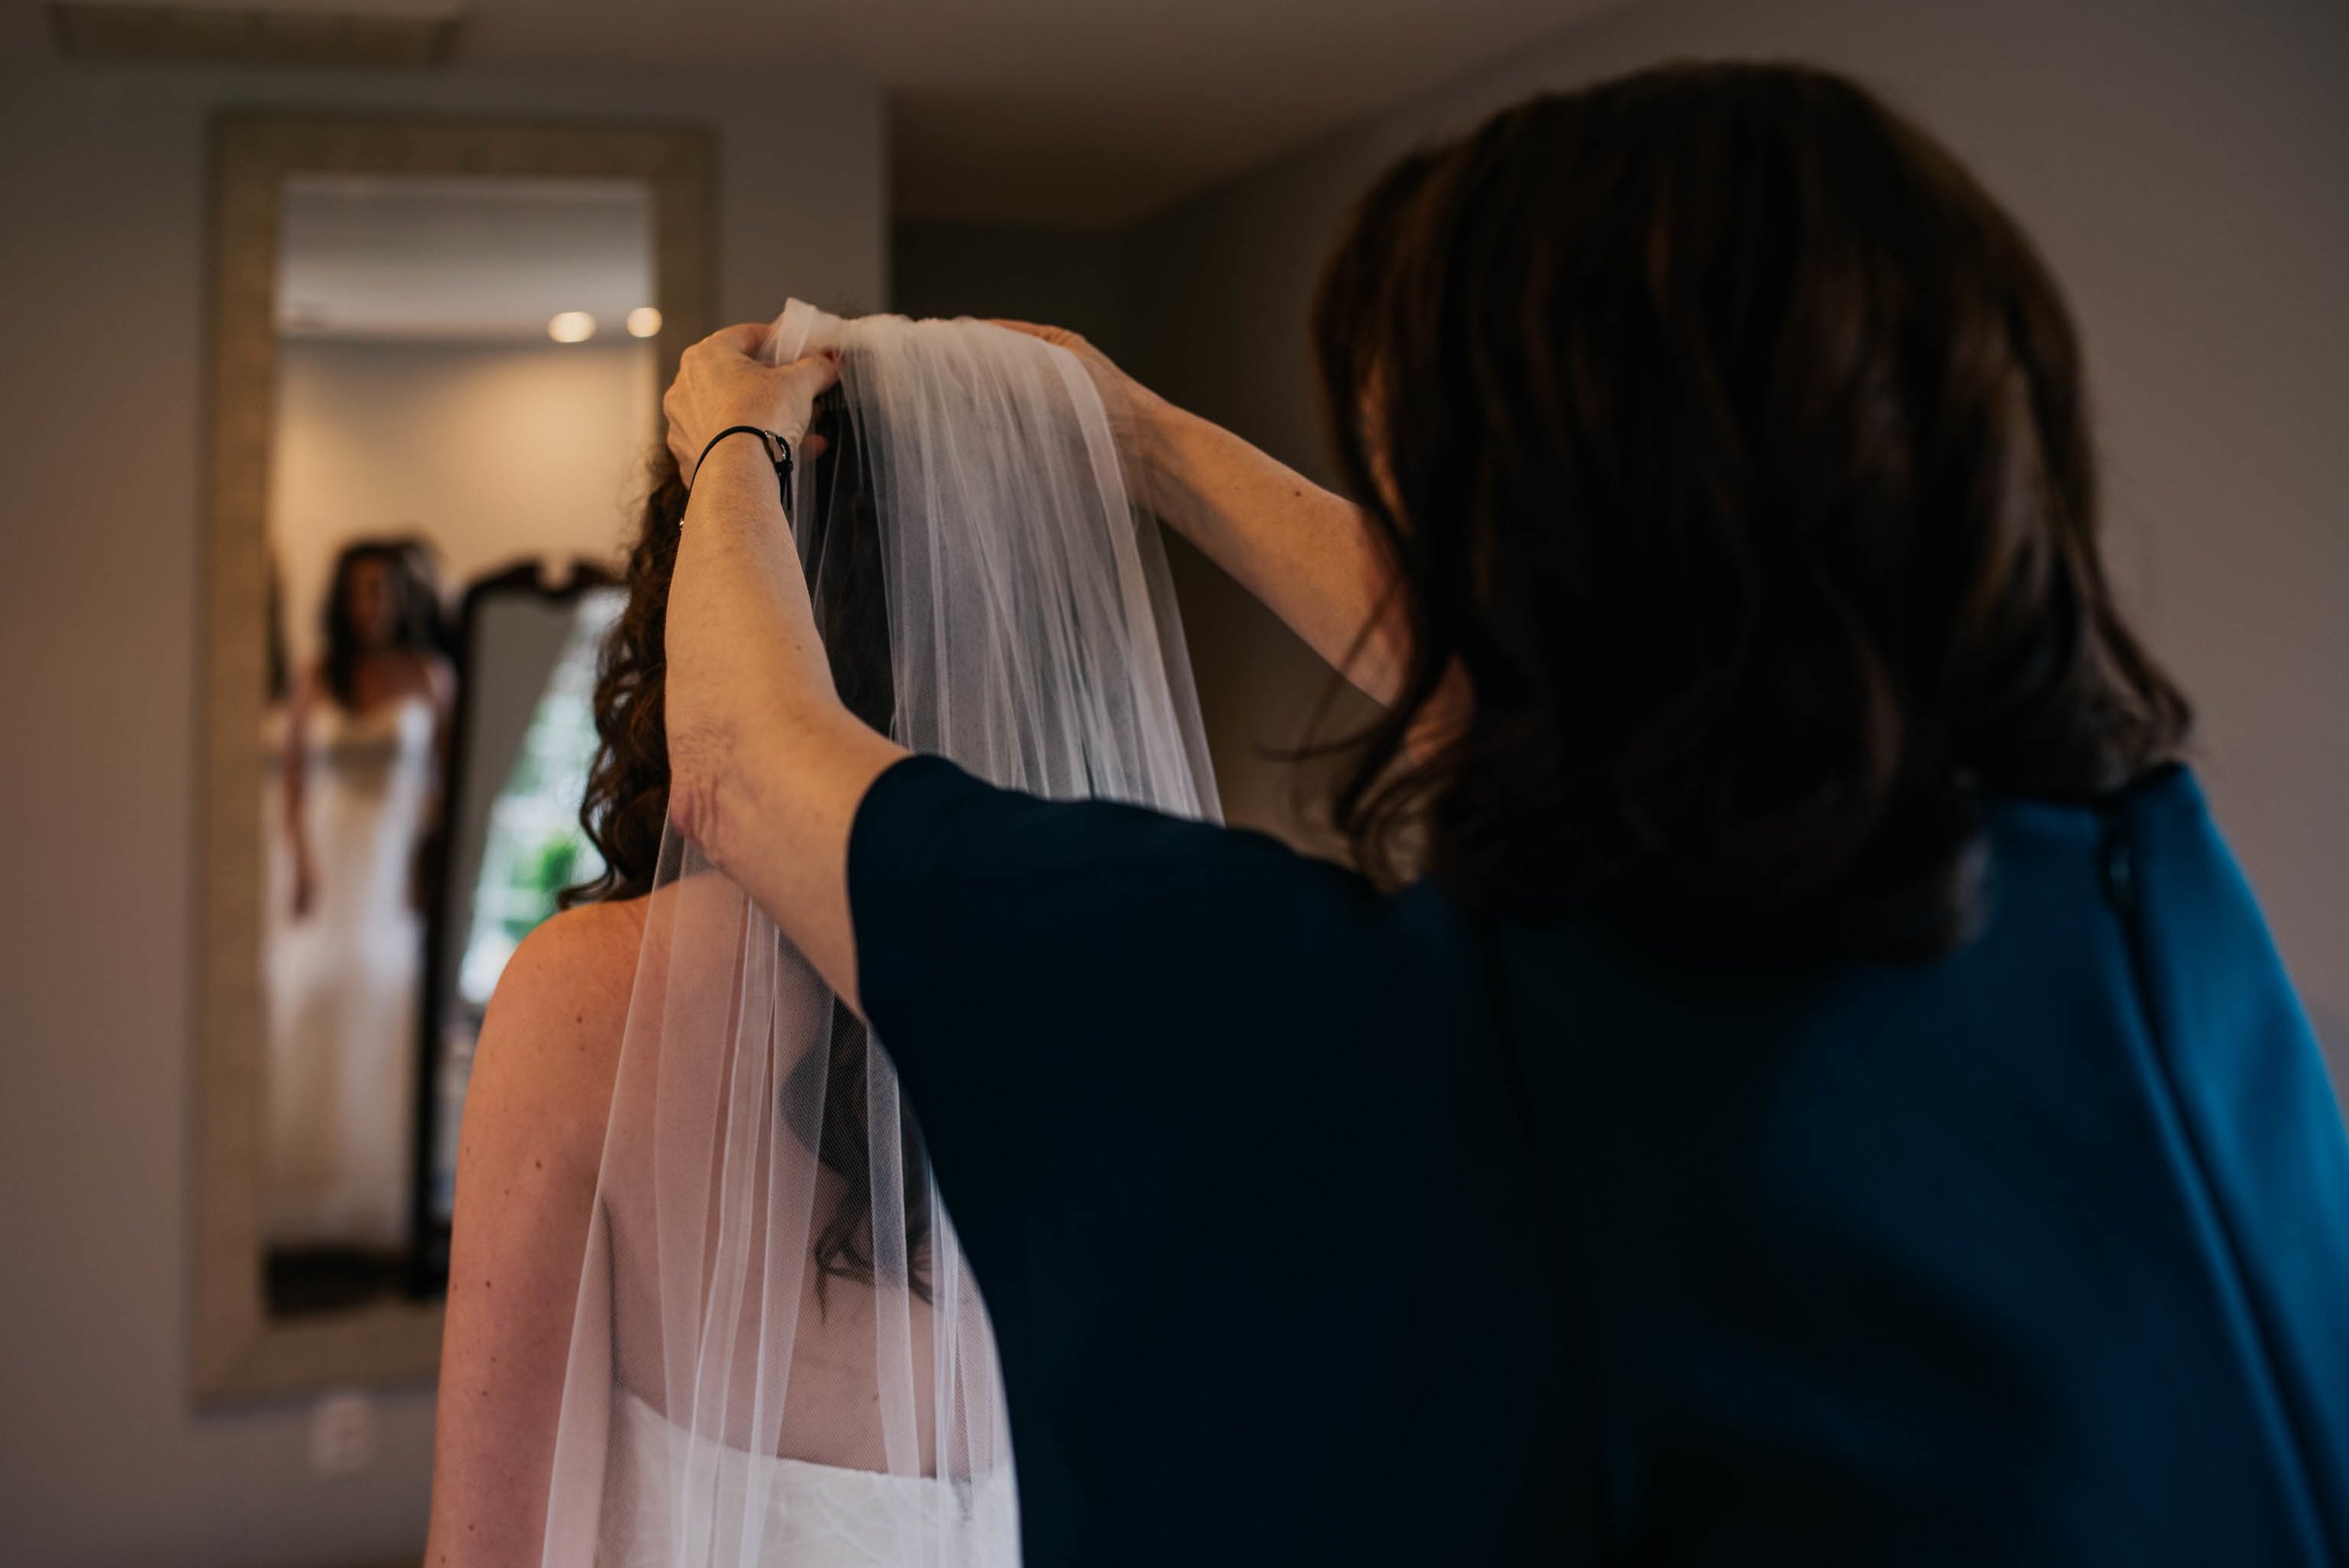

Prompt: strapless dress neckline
xmin=600 ymin=1389 xmax=1019 ymax=1567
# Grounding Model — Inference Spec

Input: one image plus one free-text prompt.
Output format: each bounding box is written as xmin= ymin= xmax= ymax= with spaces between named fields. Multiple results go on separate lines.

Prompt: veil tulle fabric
xmin=537 ymin=302 xmax=1220 ymax=1567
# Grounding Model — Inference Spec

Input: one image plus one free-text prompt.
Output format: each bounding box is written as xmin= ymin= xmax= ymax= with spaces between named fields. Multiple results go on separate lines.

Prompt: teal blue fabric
xmin=850 ymin=758 xmax=2349 ymax=1565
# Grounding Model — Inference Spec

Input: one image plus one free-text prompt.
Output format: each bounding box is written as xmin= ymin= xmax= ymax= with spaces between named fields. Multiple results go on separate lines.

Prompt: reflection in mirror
xmin=257 ymin=173 xmax=655 ymax=1317
xmin=259 ymin=536 xmax=450 ymax=1312
xmin=415 ymin=571 xmax=626 ymax=1285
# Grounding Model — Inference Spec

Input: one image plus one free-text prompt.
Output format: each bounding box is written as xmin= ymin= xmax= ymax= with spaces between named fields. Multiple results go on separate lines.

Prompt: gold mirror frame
xmin=195 ymin=112 xmax=710 ymax=1404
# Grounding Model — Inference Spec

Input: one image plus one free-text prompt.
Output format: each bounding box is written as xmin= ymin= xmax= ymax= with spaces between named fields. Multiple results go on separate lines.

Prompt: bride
xmin=424 ymin=303 xmax=1220 ymax=1567
xmin=266 ymin=539 xmax=452 ymax=1257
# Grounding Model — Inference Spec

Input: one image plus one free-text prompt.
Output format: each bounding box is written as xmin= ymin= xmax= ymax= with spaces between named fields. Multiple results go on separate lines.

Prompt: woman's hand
xmin=988 ymin=319 xmax=1129 ymax=385
xmin=990 ymin=320 xmax=1170 ymax=430
xmin=663 ymin=324 xmax=841 ymax=483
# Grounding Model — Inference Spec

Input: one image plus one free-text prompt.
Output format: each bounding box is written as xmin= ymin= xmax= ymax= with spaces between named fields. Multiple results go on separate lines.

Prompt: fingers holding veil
xmin=663 ymin=322 xmax=842 ymax=480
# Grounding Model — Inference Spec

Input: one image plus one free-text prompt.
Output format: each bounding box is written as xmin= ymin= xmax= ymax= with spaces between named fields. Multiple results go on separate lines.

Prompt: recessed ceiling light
xmin=548 ymin=310 xmax=596 ymax=344
xmin=626 ymin=306 xmax=662 ymax=339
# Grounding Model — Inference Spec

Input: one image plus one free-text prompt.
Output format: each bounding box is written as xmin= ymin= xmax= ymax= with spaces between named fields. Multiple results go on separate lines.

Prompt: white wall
xmin=0 ymin=56 xmax=882 ymax=1568
xmin=1120 ymin=0 xmax=2349 ymax=1077
xmin=273 ymin=337 xmax=655 ymax=670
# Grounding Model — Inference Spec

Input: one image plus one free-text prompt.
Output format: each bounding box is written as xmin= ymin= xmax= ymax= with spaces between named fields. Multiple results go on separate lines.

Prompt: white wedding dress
xmin=263 ymin=692 xmax=433 ymax=1250
xmin=603 ymin=1393 xmax=1019 ymax=1568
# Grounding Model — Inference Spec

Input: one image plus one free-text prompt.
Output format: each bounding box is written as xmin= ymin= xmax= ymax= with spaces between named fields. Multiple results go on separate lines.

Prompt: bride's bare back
xmin=427 ymin=899 xmax=643 ymax=1568
xmin=427 ymin=890 xmax=959 ymax=1568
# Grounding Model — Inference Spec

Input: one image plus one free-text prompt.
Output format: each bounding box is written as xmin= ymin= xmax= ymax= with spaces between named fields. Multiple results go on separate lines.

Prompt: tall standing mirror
xmin=198 ymin=116 xmax=708 ymax=1402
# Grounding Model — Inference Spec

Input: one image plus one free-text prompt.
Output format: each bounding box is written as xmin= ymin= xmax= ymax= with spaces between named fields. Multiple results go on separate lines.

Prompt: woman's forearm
xmin=281 ymin=683 xmax=309 ymax=831
xmin=664 ymin=438 xmax=904 ymax=1010
xmin=1142 ymin=400 xmax=1408 ymax=706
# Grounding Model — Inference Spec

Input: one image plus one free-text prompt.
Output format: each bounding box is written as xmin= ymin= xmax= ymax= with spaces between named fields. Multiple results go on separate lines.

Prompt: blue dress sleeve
xmin=846 ymin=756 xmax=1588 ymax=1565
xmin=846 ymin=753 xmax=1421 ymax=1238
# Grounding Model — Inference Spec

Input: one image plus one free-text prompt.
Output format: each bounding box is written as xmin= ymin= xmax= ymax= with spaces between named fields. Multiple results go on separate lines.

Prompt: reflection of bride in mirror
xmin=264 ymin=538 xmax=454 ymax=1257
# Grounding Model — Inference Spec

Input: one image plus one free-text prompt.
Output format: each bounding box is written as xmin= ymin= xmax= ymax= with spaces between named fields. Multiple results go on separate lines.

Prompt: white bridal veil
xmin=537 ymin=303 xmax=1220 ymax=1567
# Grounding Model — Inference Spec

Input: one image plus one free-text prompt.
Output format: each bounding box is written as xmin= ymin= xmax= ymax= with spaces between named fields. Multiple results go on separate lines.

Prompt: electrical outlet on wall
xmin=309 ymin=1389 xmax=378 ymax=1478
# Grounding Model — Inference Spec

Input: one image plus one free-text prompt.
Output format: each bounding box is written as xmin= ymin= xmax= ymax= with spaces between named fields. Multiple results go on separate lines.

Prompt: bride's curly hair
xmin=567 ymin=411 xmax=931 ymax=1302
xmin=1315 ymin=63 xmax=2189 ymax=958
xmin=562 ymin=456 xmax=687 ymax=910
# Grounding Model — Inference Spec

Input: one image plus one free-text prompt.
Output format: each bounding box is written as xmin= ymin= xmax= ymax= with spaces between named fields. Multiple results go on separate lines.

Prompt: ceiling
xmin=23 ymin=0 xmax=1633 ymax=227
xmin=277 ymin=175 xmax=653 ymax=340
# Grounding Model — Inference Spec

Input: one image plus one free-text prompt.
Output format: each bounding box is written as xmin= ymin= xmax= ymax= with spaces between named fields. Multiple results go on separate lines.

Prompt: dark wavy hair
xmin=1314 ymin=63 xmax=2189 ymax=958
xmin=319 ymin=538 xmax=441 ymax=708
xmin=568 ymin=407 xmax=929 ymax=1300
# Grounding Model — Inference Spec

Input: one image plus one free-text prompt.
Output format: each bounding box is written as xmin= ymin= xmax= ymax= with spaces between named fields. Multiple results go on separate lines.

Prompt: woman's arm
xmin=284 ymin=665 xmax=317 ymax=918
xmin=1150 ymin=399 xmax=1407 ymax=706
xmin=994 ymin=322 xmax=1408 ymax=706
xmin=658 ymin=328 xmax=903 ymax=1011
xmin=424 ymin=903 xmax=640 ymax=1568
xmin=653 ymin=317 xmax=1398 ymax=1013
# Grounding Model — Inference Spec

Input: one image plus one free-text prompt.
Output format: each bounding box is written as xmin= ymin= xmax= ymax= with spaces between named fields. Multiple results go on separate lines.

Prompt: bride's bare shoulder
xmin=466 ymin=898 xmax=648 ymax=1175
xmin=486 ymin=897 xmax=647 ymax=1045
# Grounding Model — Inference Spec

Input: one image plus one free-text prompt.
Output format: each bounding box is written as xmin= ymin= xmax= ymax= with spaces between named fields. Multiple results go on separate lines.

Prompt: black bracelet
xmin=688 ymin=425 xmax=793 ymax=516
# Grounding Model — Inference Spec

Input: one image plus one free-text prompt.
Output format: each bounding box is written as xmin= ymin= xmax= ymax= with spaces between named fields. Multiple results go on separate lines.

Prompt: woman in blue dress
xmin=650 ymin=63 xmax=2349 ymax=1567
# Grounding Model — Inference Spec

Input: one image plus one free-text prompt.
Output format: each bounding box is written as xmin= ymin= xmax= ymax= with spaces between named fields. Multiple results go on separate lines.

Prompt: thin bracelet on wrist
xmin=686 ymin=425 xmax=793 ymax=517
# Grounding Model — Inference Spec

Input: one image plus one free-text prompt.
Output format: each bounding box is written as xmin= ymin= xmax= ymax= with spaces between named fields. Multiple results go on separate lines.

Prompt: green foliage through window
xmin=457 ymin=590 xmax=623 ymax=1005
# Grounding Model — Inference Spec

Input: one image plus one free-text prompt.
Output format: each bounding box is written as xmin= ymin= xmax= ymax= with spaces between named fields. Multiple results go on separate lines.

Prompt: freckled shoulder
xmin=467 ymin=897 xmax=649 ymax=1175
xmin=484 ymin=898 xmax=646 ymax=1046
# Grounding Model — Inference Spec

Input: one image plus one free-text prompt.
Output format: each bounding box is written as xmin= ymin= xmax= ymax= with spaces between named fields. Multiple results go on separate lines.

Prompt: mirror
xmin=413 ymin=567 xmax=626 ymax=1290
xmin=198 ymin=116 xmax=708 ymax=1401
xmin=260 ymin=175 xmax=651 ymax=1314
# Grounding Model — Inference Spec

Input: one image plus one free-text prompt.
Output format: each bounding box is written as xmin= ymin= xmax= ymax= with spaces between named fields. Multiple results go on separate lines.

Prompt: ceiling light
xmin=548 ymin=311 xmax=596 ymax=344
xmin=626 ymin=306 xmax=662 ymax=339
